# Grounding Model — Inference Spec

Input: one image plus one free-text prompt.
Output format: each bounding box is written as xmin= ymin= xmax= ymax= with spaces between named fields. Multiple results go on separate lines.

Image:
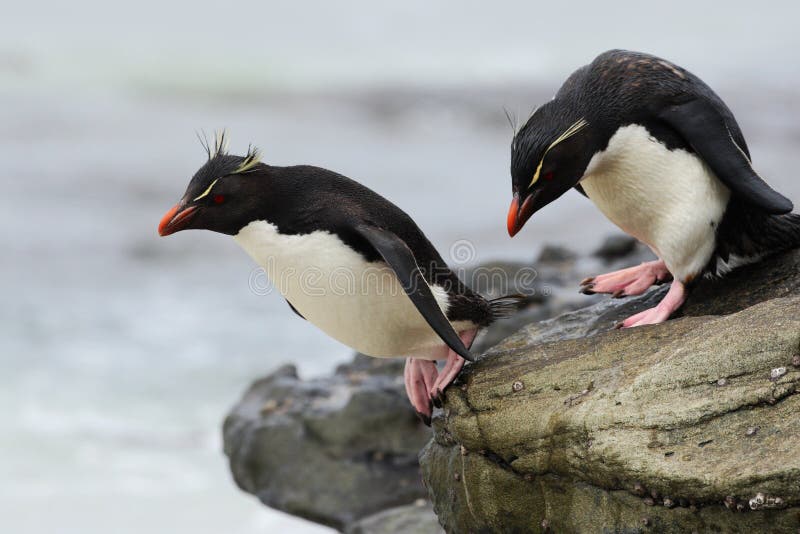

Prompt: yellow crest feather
xmin=528 ymin=118 xmax=589 ymax=188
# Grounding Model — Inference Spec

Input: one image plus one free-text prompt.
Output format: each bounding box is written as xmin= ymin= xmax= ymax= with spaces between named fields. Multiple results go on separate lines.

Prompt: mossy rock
xmin=421 ymin=250 xmax=800 ymax=533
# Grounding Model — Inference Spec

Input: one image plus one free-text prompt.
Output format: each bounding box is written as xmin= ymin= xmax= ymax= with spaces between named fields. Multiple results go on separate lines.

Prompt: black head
xmin=158 ymin=132 xmax=270 ymax=236
xmin=507 ymin=102 xmax=599 ymax=237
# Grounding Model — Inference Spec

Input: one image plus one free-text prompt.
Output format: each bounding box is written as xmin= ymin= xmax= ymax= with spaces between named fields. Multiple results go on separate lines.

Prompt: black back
xmin=518 ymin=49 xmax=746 ymax=158
xmin=512 ymin=49 xmax=792 ymax=221
xmin=179 ymin=161 xmax=493 ymax=324
xmin=270 ymin=166 xmax=493 ymax=323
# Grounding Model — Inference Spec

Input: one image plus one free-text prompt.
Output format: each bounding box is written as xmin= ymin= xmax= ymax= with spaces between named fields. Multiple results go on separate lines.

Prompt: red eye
xmin=544 ymin=172 xmax=554 ymax=181
xmin=213 ymin=194 xmax=226 ymax=204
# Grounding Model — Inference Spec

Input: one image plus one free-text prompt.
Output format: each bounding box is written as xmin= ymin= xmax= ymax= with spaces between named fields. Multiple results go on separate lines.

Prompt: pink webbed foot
xmin=617 ymin=280 xmax=688 ymax=328
xmin=404 ymin=357 xmax=439 ymax=425
xmin=580 ymin=260 xmax=672 ymax=298
xmin=430 ymin=329 xmax=477 ymax=405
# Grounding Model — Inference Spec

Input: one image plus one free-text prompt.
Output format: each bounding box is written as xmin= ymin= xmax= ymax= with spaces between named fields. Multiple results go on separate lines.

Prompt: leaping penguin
xmin=159 ymin=133 xmax=523 ymax=423
xmin=507 ymin=49 xmax=799 ymax=327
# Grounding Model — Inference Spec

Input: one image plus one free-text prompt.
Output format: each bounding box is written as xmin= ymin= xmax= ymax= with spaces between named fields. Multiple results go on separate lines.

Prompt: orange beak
xmin=158 ymin=204 xmax=198 ymax=236
xmin=506 ymin=193 xmax=536 ymax=237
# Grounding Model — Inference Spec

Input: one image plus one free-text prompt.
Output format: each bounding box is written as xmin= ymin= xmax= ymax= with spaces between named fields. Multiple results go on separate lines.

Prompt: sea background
xmin=2 ymin=2 xmax=799 ymax=532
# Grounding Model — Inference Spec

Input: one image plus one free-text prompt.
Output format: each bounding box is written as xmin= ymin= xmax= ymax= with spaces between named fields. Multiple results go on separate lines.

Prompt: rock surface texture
xmin=420 ymin=249 xmax=800 ymax=533
xmin=223 ymin=356 xmax=431 ymax=531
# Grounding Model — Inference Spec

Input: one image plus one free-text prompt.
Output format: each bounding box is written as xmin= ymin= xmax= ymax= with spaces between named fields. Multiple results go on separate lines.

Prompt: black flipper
xmin=658 ymin=99 xmax=793 ymax=214
xmin=573 ymin=184 xmax=588 ymax=198
xmin=354 ymin=224 xmax=474 ymax=362
xmin=286 ymin=299 xmax=305 ymax=320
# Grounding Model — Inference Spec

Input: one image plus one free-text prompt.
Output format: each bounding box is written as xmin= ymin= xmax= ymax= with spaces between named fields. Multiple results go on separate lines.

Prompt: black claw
xmin=654 ymin=275 xmax=674 ymax=285
xmin=580 ymin=277 xmax=595 ymax=286
xmin=612 ymin=290 xmax=625 ymax=299
xmin=580 ymin=287 xmax=596 ymax=295
xmin=614 ymin=321 xmax=624 ymax=330
xmin=416 ymin=411 xmax=432 ymax=426
xmin=432 ymin=392 xmax=443 ymax=408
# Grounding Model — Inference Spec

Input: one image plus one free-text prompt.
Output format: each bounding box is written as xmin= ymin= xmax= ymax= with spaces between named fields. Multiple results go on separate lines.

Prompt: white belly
xmin=581 ymin=124 xmax=731 ymax=281
xmin=234 ymin=220 xmax=461 ymax=358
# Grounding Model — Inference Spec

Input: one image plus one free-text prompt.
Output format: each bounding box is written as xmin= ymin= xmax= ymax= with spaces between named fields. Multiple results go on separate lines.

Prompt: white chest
xmin=233 ymin=221 xmax=454 ymax=358
xmin=580 ymin=124 xmax=731 ymax=280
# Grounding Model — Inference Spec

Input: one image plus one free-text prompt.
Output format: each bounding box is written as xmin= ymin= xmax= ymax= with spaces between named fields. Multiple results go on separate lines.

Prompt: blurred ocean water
xmin=2 ymin=2 xmax=799 ymax=533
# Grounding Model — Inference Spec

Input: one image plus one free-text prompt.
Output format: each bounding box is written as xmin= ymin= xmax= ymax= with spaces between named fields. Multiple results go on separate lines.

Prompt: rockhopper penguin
xmin=158 ymin=133 xmax=523 ymax=423
xmin=508 ymin=49 xmax=800 ymax=327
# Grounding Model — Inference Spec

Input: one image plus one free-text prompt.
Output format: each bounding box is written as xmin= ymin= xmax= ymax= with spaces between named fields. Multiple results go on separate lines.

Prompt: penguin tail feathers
xmin=766 ymin=212 xmax=800 ymax=251
xmin=715 ymin=200 xmax=800 ymax=272
xmin=488 ymin=294 xmax=535 ymax=320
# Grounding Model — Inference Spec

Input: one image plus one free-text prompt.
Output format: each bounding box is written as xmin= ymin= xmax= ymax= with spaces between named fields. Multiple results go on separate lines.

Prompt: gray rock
xmin=460 ymin=260 xmax=551 ymax=302
xmin=536 ymin=244 xmax=578 ymax=264
xmin=470 ymin=237 xmax=656 ymax=353
xmin=592 ymin=234 xmax=639 ymax=260
xmin=345 ymin=501 xmax=443 ymax=534
xmin=223 ymin=356 xmax=431 ymax=531
xmin=420 ymin=249 xmax=800 ymax=533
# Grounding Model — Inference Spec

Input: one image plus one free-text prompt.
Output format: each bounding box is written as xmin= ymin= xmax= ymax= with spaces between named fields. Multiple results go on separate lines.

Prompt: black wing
xmin=354 ymin=224 xmax=474 ymax=362
xmin=658 ymin=99 xmax=793 ymax=214
xmin=286 ymin=299 xmax=305 ymax=320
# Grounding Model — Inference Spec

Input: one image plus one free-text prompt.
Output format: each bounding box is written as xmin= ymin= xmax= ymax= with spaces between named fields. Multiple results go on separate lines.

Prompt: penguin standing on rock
xmin=507 ymin=49 xmax=800 ymax=327
xmin=158 ymin=133 xmax=524 ymax=423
